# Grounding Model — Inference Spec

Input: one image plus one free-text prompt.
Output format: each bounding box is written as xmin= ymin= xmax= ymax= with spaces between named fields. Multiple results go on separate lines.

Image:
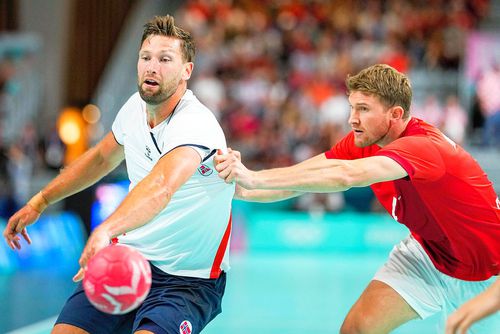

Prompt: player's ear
xmin=391 ymin=106 xmax=405 ymax=120
xmin=182 ymin=62 xmax=193 ymax=81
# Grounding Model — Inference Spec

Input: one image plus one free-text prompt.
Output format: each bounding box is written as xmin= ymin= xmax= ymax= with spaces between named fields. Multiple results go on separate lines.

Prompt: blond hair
xmin=141 ymin=15 xmax=195 ymax=62
xmin=346 ymin=64 xmax=412 ymax=118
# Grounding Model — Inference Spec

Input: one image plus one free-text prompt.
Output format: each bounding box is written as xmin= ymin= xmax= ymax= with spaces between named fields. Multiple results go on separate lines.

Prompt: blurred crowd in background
xmin=1 ymin=0 xmax=499 ymax=218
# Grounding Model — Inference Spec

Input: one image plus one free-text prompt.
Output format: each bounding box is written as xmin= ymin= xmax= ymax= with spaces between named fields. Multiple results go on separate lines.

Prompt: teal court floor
xmin=7 ymin=205 xmax=494 ymax=334
xmin=2 ymin=252 xmax=442 ymax=334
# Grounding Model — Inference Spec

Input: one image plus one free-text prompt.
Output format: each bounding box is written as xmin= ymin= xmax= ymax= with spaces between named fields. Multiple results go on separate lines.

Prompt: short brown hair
xmin=141 ymin=15 xmax=195 ymax=63
xmin=346 ymin=64 xmax=412 ymax=118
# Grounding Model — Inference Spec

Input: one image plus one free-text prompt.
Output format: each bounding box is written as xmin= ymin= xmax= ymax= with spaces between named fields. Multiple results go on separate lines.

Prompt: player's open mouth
xmin=144 ymin=79 xmax=159 ymax=87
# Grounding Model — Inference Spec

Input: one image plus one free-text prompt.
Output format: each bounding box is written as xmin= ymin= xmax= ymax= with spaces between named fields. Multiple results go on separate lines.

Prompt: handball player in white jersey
xmin=3 ymin=15 xmax=234 ymax=334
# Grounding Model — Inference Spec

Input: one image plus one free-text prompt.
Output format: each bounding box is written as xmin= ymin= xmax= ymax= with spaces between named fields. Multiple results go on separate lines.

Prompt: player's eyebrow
xmin=352 ymin=102 xmax=370 ymax=108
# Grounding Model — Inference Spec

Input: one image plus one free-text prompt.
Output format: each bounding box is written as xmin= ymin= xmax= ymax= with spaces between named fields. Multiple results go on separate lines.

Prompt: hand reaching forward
xmin=73 ymin=226 xmax=112 ymax=282
xmin=445 ymin=279 xmax=500 ymax=334
xmin=214 ymin=148 xmax=256 ymax=189
xmin=3 ymin=191 xmax=48 ymax=250
xmin=3 ymin=204 xmax=39 ymax=250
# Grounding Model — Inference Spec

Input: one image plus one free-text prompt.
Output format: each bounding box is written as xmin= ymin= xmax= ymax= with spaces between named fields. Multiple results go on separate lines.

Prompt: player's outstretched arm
xmin=214 ymin=149 xmax=302 ymax=202
xmin=3 ymin=132 xmax=124 ymax=250
xmin=234 ymin=184 xmax=302 ymax=202
xmin=41 ymin=132 xmax=125 ymax=205
xmin=445 ymin=278 xmax=500 ymax=334
xmin=73 ymin=145 xmax=201 ymax=282
xmin=216 ymin=150 xmax=407 ymax=193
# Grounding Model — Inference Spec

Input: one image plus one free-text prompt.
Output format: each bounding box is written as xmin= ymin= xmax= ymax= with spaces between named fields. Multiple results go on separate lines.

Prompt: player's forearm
xmin=98 ymin=146 xmax=200 ymax=240
xmin=235 ymin=187 xmax=302 ymax=203
xmin=252 ymin=162 xmax=352 ymax=193
xmin=488 ymin=278 xmax=500 ymax=304
xmin=39 ymin=146 xmax=120 ymax=208
xmin=96 ymin=174 xmax=172 ymax=238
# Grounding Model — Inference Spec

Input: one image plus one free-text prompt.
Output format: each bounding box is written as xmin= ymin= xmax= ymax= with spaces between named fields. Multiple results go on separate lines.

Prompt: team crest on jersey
xmin=198 ymin=164 xmax=213 ymax=176
xmin=179 ymin=320 xmax=192 ymax=334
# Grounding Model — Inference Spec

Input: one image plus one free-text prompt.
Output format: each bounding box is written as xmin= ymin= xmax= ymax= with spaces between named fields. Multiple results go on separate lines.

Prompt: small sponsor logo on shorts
xmin=198 ymin=164 xmax=213 ymax=176
xmin=179 ymin=320 xmax=193 ymax=334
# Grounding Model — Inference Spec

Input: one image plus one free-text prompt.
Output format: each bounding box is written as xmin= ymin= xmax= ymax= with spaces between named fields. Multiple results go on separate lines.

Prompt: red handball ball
xmin=83 ymin=244 xmax=152 ymax=314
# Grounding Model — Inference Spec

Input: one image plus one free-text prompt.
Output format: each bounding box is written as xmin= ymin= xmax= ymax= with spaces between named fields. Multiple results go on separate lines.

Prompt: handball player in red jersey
xmin=216 ymin=64 xmax=499 ymax=333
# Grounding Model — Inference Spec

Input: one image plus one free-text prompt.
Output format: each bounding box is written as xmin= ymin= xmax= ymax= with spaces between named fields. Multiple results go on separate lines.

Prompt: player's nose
xmin=348 ymin=113 xmax=358 ymax=126
xmin=145 ymin=60 xmax=160 ymax=74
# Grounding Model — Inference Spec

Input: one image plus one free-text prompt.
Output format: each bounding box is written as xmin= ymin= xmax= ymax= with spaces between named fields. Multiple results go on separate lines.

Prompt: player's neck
xmin=392 ymin=117 xmax=412 ymax=141
xmin=378 ymin=117 xmax=411 ymax=147
xmin=146 ymin=84 xmax=186 ymax=128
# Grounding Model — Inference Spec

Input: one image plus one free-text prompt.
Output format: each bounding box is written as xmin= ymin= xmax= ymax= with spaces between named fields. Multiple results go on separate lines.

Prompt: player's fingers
xmin=214 ymin=149 xmax=224 ymax=163
xmin=224 ymin=169 xmax=236 ymax=183
xmin=445 ymin=323 xmax=456 ymax=334
xmin=217 ymin=165 xmax=230 ymax=179
xmin=224 ymin=150 xmax=236 ymax=160
xmin=75 ymin=254 xmax=88 ymax=282
xmin=72 ymin=268 xmax=85 ymax=282
xmin=233 ymin=150 xmax=241 ymax=160
xmin=3 ymin=236 xmax=11 ymax=250
xmin=12 ymin=237 xmax=22 ymax=250
xmin=4 ymin=236 xmax=15 ymax=250
xmin=5 ymin=218 xmax=18 ymax=235
xmin=7 ymin=211 xmax=20 ymax=225
xmin=458 ymin=318 xmax=472 ymax=334
xmin=2 ymin=230 xmax=11 ymax=247
xmin=446 ymin=318 xmax=470 ymax=334
xmin=15 ymin=218 xmax=25 ymax=233
xmin=79 ymin=250 xmax=90 ymax=270
xmin=21 ymin=228 xmax=31 ymax=245
xmin=445 ymin=314 xmax=458 ymax=334
xmin=213 ymin=154 xmax=226 ymax=167
xmin=215 ymin=158 xmax=230 ymax=173
xmin=4 ymin=226 xmax=16 ymax=249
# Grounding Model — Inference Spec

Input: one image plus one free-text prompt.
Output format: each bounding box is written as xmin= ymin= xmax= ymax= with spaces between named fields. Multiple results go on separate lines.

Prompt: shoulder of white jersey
xmin=116 ymin=92 xmax=145 ymax=117
xmin=178 ymin=90 xmax=218 ymax=121
xmin=125 ymin=92 xmax=144 ymax=109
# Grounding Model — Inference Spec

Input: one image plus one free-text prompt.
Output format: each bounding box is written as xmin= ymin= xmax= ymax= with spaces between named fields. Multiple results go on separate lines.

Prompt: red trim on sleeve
xmin=210 ymin=214 xmax=232 ymax=279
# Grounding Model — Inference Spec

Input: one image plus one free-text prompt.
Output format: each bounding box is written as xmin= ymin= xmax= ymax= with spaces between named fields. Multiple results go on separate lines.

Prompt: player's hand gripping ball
xmin=83 ymin=244 xmax=152 ymax=314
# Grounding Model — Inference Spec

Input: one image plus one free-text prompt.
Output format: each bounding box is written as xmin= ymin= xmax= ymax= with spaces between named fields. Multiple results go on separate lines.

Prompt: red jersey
xmin=325 ymin=118 xmax=500 ymax=281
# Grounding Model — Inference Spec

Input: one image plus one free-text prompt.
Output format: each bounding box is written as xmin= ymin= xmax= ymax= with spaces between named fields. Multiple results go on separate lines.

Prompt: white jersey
xmin=111 ymin=90 xmax=235 ymax=279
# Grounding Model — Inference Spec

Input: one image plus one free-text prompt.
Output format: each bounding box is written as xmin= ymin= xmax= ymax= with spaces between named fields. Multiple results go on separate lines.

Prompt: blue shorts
xmin=55 ymin=264 xmax=226 ymax=334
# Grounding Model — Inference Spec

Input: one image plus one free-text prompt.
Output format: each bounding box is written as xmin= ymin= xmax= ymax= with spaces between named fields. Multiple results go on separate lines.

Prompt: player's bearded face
xmin=355 ymin=117 xmax=391 ymax=148
xmin=348 ymin=91 xmax=393 ymax=148
xmin=137 ymin=36 xmax=185 ymax=105
xmin=138 ymin=77 xmax=179 ymax=105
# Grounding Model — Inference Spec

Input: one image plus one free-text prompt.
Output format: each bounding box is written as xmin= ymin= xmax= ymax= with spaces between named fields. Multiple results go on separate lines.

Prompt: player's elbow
xmin=331 ymin=175 xmax=354 ymax=191
xmin=150 ymin=176 xmax=174 ymax=208
xmin=333 ymin=166 xmax=365 ymax=189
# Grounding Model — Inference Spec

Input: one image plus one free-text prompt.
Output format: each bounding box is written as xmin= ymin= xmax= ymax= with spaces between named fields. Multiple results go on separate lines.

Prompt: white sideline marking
xmin=5 ymin=316 xmax=56 ymax=334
